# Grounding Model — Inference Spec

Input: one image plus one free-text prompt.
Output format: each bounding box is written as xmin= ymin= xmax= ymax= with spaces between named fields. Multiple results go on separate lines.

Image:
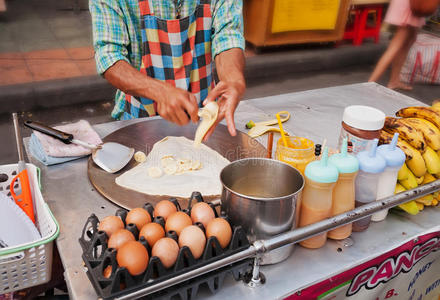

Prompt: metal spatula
xmin=24 ymin=121 xmax=134 ymax=173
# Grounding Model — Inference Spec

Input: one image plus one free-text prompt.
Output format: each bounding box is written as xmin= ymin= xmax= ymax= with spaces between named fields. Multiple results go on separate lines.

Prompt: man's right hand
xmin=155 ymin=83 xmax=199 ymax=126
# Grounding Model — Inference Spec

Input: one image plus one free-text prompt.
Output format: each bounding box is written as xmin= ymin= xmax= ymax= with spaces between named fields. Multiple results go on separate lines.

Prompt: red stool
xmin=343 ymin=5 xmax=384 ymax=46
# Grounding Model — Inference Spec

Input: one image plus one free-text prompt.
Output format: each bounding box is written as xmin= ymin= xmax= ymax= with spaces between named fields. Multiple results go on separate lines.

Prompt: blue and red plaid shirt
xmin=89 ymin=0 xmax=244 ymax=119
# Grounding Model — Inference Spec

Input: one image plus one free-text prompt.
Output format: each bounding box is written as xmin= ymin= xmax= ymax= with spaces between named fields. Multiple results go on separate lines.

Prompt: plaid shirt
xmin=89 ymin=0 xmax=244 ymax=119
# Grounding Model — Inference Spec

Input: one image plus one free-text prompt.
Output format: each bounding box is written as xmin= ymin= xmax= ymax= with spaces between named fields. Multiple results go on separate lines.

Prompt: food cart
xmin=21 ymin=83 xmax=440 ymax=299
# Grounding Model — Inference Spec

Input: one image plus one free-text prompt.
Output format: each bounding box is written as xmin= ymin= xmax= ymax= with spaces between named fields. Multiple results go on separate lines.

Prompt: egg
xmin=206 ymin=218 xmax=232 ymax=249
xmin=190 ymin=202 xmax=215 ymax=228
xmin=126 ymin=207 xmax=151 ymax=230
xmin=165 ymin=212 xmax=192 ymax=235
xmin=154 ymin=200 xmax=178 ymax=221
xmin=178 ymin=225 xmax=206 ymax=259
xmin=103 ymin=266 xmax=112 ymax=278
xmin=139 ymin=222 xmax=165 ymax=247
xmin=152 ymin=237 xmax=179 ymax=268
xmin=108 ymin=229 xmax=135 ymax=250
xmin=116 ymin=241 xmax=149 ymax=276
xmin=98 ymin=215 xmax=124 ymax=237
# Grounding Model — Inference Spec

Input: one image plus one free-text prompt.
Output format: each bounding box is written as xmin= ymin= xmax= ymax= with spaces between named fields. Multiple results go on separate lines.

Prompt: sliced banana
xmin=191 ymin=160 xmax=202 ymax=170
xmin=161 ymin=156 xmax=176 ymax=168
xmin=134 ymin=151 xmax=147 ymax=163
xmin=163 ymin=162 xmax=178 ymax=175
xmin=178 ymin=159 xmax=192 ymax=171
xmin=147 ymin=167 xmax=163 ymax=178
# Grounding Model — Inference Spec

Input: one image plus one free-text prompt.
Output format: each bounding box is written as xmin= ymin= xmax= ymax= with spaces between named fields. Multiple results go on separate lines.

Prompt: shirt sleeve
xmin=211 ymin=0 xmax=245 ymax=59
xmin=89 ymin=0 xmax=131 ymax=75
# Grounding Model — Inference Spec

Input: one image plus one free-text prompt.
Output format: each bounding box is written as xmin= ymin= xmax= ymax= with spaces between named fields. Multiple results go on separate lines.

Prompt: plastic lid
xmin=343 ymin=105 xmax=385 ymax=131
xmin=305 ymin=147 xmax=339 ymax=183
xmin=356 ymin=139 xmax=386 ymax=173
xmin=377 ymin=133 xmax=406 ymax=168
xmin=328 ymin=138 xmax=359 ymax=174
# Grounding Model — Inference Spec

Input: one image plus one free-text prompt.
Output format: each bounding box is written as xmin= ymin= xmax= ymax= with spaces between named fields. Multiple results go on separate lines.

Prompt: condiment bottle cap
xmin=343 ymin=105 xmax=385 ymax=131
xmin=305 ymin=147 xmax=339 ymax=183
xmin=377 ymin=133 xmax=406 ymax=168
xmin=328 ymin=138 xmax=359 ymax=174
xmin=356 ymin=139 xmax=386 ymax=173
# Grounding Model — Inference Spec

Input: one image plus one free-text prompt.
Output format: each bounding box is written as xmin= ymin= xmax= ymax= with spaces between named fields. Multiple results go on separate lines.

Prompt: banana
xmin=396 ymin=107 xmax=440 ymax=129
xmin=433 ymin=199 xmax=439 ymax=206
xmin=422 ymin=173 xmax=436 ymax=184
xmin=415 ymin=194 xmax=433 ymax=206
xmin=383 ymin=117 xmax=426 ymax=151
xmin=401 ymin=118 xmax=440 ymax=151
xmin=399 ymin=168 xmax=418 ymax=190
xmin=422 ymin=146 xmax=440 ymax=174
xmin=397 ymin=163 xmax=410 ymax=181
xmin=395 ymin=184 xmax=420 ymax=215
xmin=416 ymin=202 xmax=424 ymax=211
xmin=415 ymin=175 xmax=424 ymax=185
xmin=380 ymin=131 xmax=427 ymax=177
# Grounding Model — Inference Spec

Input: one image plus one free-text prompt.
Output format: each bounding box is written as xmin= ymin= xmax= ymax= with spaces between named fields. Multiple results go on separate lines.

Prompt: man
xmin=89 ymin=0 xmax=246 ymax=138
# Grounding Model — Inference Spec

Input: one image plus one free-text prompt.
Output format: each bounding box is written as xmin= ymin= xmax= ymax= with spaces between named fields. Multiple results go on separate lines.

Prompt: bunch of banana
xmin=384 ymin=104 xmax=440 ymax=214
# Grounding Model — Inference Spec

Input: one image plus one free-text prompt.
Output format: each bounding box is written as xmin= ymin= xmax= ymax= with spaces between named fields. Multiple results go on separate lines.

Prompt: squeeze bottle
xmin=299 ymin=147 xmax=339 ymax=249
xmin=327 ymin=138 xmax=359 ymax=240
xmin=372 ymin=133 xmax=406 ymax=222
xmin=353 ymin=139 xmax=386 ymax=232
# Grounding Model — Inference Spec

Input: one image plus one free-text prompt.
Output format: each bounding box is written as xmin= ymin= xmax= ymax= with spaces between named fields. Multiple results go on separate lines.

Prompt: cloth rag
xmin=28 ymin=120 xmax=102 ymax=166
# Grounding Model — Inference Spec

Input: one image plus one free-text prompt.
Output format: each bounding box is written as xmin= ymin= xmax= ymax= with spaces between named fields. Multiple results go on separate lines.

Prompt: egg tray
xmin=78 ymin=192 xmax=251 ymax=300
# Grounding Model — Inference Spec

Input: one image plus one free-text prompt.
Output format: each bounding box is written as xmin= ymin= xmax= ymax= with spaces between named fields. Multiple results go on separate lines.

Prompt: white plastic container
xmin=372 ymin=133 xmax=406 ymax=221
xmin=353 ymin=139 xmax=386 ymax=232
xmin=0 ymin=163 xmax=59 ymax=293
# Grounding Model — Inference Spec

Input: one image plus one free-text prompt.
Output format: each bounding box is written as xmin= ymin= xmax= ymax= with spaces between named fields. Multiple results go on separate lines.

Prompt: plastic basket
xmin=0 ymin=163 xmax=59 ymax=294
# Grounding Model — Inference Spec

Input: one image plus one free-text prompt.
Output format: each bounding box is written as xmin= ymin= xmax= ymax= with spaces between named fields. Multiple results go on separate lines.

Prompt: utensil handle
xmin=24 ymin=121 xmax=73 ymax=144
xmin=12 ymin=113 xmax=25 ymax=164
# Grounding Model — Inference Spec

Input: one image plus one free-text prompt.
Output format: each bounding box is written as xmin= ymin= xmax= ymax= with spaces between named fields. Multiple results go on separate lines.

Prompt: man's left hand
xmin=202 ymin=80 xmax=245 ymax=140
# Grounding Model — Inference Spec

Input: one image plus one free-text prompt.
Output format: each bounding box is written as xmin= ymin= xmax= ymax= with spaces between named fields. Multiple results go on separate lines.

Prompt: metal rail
xmin=116 ymin=180 xmax=440 ymax=299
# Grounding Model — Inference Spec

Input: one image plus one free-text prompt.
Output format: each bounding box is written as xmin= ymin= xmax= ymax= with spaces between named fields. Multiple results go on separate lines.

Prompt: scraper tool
xmin=24 ymin=121 xmax=134 ymax=173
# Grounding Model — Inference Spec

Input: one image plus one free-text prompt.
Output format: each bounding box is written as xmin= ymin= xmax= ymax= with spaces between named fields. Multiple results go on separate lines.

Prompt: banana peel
xmin=247 ymin=125 xmax=289 ymax=138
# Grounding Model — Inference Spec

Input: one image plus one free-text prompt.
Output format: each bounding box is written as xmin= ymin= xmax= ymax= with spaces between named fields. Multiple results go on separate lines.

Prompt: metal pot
xmin=220 ymin=158 xmax=304 ymax=264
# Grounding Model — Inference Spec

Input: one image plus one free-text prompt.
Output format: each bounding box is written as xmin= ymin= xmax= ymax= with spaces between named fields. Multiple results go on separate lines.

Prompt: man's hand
xmin=156 ymin=83 xmax=199 ymax=126
xmin=202 ymin=48 xmax=246 ymax=140
xmin=203 ymin=80 xmax=243 ymax=138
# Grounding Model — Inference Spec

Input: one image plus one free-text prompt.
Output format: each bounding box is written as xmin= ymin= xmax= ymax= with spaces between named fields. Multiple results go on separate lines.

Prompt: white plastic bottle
xmin=372 ymin=133 xmax=405 ymax=221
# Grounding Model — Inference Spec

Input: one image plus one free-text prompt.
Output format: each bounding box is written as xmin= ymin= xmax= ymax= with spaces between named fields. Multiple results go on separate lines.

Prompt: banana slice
xmin=134 ymin=151 xmax=147 ymax=163
xmin=178 ymin=159 xmax=192 ymax=172
xmin=163 ymin=162 xmax=178 ymax=175
xmin=147 ymin=167 xmax=163 ymax=178
xmin=161 ymin=156 xmax=176 ymax=168
xmin=191 ymin=160 xmax=202 ymax=170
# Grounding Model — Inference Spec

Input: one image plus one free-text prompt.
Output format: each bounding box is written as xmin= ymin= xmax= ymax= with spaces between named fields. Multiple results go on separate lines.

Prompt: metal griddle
xmin=87 ymin=119 xmax=267 ymax=209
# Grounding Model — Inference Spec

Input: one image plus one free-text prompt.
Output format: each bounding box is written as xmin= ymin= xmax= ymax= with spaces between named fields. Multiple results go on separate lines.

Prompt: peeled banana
xmin=396 ymin=107 xmax=440 ymax=129
xmin=401 ymin=118 xmax=440 ymax=151
xmin=380 ymin=130 xmax=427 ymax=177
xmin=383 ymin=117 xmax=426 ymax=151
xmin=422 ymin=146 xmax=440 ymax=174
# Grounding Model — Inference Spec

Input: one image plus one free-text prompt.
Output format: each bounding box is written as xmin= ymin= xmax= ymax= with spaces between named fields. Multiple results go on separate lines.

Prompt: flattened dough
xmin=115 ymin=136 xmax=229 ymax=198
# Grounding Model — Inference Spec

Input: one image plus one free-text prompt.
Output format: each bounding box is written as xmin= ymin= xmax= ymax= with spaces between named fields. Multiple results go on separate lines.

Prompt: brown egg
xmin=139 ymin=223 xmax=165 ymax=247
xmin=98 ymin=216 xmax=124 ymax=237
xmin=165 ymin=212 xmax=192 ymax=235
xmin=103 ymin=266 xmax=112 ymax=278
xmin=178 ymin=225 xmax=206 ymax=259
xmin=126 ymin=208 xmax=151 ymax=230
xmin=206 ymin=218 xmax=232 ymax=249
xmin=152 ymin=237 xmax=179 ymax=269
xmin=154 ymin=200 xmax=177 ymax=221
xmin=190 ymin=202 xmax=215 ymax=228
xmin=116 ymin=241 xmax=149 ymax=276
xmin=108 ymin=229 xmax=135 ymax=250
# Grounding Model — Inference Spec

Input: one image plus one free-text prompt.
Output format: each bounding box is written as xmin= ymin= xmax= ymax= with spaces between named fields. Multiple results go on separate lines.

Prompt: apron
xmin=123 ymin=0 xmax=214 ymax=120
